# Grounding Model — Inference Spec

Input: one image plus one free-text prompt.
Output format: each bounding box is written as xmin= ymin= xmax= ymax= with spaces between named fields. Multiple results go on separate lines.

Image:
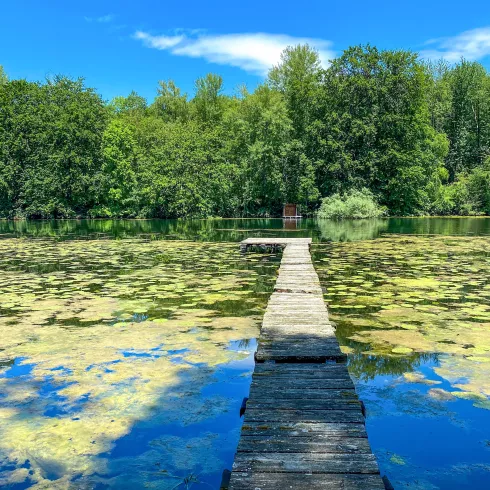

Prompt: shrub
xmin=430 ymin=160 xmax=490 ymax=216
xmin=317 ymin=188 xmax=386 ymax=219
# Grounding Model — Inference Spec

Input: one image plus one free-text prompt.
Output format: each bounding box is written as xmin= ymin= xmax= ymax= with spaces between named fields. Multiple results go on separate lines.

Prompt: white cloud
xmin=134 ymin=31 xmax=185 ymax=50
xmin=133 ymin=31 xmax=334 ymax=74
xmin=420 ymin=27 xmax=490 ymax=62
xmin=85 ymin=14 xmax=115 ymax=23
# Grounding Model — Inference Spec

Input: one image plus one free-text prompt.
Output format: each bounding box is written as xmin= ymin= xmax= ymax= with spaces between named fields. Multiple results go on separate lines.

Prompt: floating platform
xmin=229 ymin=238 xmax=384 ymax=489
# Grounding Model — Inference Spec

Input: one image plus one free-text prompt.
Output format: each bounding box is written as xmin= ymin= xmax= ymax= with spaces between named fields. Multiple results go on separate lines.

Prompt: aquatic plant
xmin=0 ymin=239 xmax=279 ymax=487
xmin=313 ymin=236 xmax=490 ymax=403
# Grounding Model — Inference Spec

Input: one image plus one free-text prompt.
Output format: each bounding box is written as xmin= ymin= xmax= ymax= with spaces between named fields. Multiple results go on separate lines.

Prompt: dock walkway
xmin=229 ymin=238 xmax=384 ymax=489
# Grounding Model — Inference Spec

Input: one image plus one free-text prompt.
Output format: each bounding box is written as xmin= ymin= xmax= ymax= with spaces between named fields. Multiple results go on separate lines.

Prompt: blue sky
xmin=2 ymin=0 xmax=490 ymax=102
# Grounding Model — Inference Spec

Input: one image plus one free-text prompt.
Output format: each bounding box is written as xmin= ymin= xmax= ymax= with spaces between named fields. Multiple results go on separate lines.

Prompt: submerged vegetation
xmin=313 ymin=234 xmax=490 ymax=488
xmin=314 ymin=236 xmax=490 ymax=402
xmin=0 ymin=222 xmax=490 ymax=487
xmin=1 ymin=46 xmax=490 ymax=218
xmin=0 ymin=238 xmax=279 ymax=488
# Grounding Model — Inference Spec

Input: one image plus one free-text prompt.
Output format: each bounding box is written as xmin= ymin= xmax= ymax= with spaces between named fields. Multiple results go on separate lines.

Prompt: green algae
xmin=390 ymin=454 xmax=406 ymax=465
xmin=403 ymin=372 xmax=441 ymax=386
xmin=428 ymin=388 xmax=456 ymax=401
xmin=0 ymin=238 xmax=279 ymax=487
xmin=313 ymin=235 xmax=490 ymax=407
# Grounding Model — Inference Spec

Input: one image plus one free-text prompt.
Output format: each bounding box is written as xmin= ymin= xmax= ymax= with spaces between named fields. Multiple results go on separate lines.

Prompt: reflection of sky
xmin=0 ymin=239 xmax=278 ymax=489
xmin=0 ymin=342 xmax=257 ymax=489
xmin=313 ymin=235 xmax=490 ymax=490
xmin=96 ymin=346 xmax=256 ymax=490
xmin=356 ymin=358 xmax=490 ymax=489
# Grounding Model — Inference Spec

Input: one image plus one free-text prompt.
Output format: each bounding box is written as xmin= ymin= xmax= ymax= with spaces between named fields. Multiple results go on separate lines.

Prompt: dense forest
xmin=1 ymin=45 xmax=490 ymax=219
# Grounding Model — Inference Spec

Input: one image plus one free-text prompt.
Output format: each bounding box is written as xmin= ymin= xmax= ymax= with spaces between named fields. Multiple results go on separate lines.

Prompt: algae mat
xmin=0 ymin=239 xmax=280 ymax=489
xmin=313 ymin=236 xmax=490 ymax=489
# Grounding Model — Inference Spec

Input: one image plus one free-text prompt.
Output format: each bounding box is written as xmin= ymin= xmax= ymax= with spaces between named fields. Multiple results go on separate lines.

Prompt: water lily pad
xmin=391 ymin=346 xmax=413 ymax=354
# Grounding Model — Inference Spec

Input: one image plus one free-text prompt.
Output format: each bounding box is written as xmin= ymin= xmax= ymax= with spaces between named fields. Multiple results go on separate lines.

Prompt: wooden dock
xmin=229 ymin=238 xmax=385 ymax=490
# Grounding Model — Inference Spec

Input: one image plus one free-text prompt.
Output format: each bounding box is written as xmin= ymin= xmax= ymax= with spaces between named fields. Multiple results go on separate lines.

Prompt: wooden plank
xmin=228 ymin=473 xmax=385 ymax=490
xmin=240 ymin=422 xmax=368 ymax=438
xmin=261 ymin=322 xmax=332 ymax=328
xmin=255 ymin=349 xmax=346 ymax=363
xmin=263 ymin=313 xmax=329 ymax=320
xmin=256 ymin=337 xmax=339 ymax=346
xmin=241 ymin=238 xmax=312 ymax=245
xmin=255 ymin=353 xmax=347 ymax=363
xmin=243 ymin=409 xmax=365 ymax=423
xmin=249 ymin=388 xmax=358 ymax=400
xmin=252 ymin=369 xmax=352 ymax=380
xmin=250 ymin=379 xmax=355 ymax=390
xmin=253 ymin=363 xmax=349 ymax=374
xmin=257 ymin=335 xmax=337 ymax=342
xmin=232 ymin=452 xmax=380 ymax=474
xmin=245 ymin=399 xmax=362 ymax=411
xmin=237 ymin=436 xmax=373 ymax=454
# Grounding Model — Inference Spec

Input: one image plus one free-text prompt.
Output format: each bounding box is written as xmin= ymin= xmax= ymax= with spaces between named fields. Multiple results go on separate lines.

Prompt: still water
xmin=0 ymin=218 xmax=489 ymax=489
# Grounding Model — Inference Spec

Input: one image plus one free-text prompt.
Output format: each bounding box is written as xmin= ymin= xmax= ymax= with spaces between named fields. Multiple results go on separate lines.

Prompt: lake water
xmin=0 ymin=218 xmax=489 ymax=489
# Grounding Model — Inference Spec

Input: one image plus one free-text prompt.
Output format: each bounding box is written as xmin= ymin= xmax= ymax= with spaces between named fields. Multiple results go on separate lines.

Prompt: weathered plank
xmin=258 ymin=333 xmax=337 ymax=341
xmin=245 ymin=399 xmax=362 ymax=411
xmin=253 ymin=363 xmax=349 ymax=374
xmin=240 ymin=422 xmax=368 ymax=438
xmin=228 ymin=473 xmax=385 ymax=490
xmin=232 ymin=452 xmax=380 ymax=474
xmin=243 ymin=409 xmax=365 ymax=423
xmin=229 ymin=239 xmax=383 ymax=489
xmin=251 ymin=372 xmax=353 ymax=382
xmin=248 ymin=388 xmax=358 ymax=400
xmin=237 ymin=436 xmax=373 ymax=454
xmin=250 ymin=378 xmax=355 ymax=390
xmin=255 ymin=349 xmax=346 ymax=363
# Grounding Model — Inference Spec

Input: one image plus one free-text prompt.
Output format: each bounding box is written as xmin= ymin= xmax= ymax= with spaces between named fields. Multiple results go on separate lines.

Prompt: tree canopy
xmin=0 ymin=49 xmax=490 ymax=219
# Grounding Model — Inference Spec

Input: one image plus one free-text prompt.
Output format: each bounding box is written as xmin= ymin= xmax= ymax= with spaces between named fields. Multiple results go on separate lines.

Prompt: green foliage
xmin=0 ymin=76 xmax=107 ymax=218
xmin=442 ymin=61 xmax=490 ymax=179
xmin=0 ymin=65 xmax=7 ymax=84
xmin=431 ymin=159 xmax=490 ymax=215
xmin=267 ymin=45 xmax=321 ymax=210
xmin=151 ymin=80 xmax=189 ymax=122
xmin=268 ymin=44 xmax=322 ymax=139
xmin=95 ymin=118 xmax=139 ymax=217
xmin=1 ymin=47 xmax=490 ymax=219
xmin=318 ymin=188 xmax=386 ymax=219
xmin=133 ymin=118 xmax=236 ymax=218
xmin=192 ymin=73 xmax=226 ymax=123
xmin=311 ymin=45 xmax=448 ymax=215
xmin=226 ymin=84 xmax=289 ymax=215
xmin=109 ymin=91 xmax=147 ymax=118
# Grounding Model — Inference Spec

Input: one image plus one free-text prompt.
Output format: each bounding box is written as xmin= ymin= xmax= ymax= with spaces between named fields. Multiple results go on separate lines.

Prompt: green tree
xmin=268 ymin=44 xmax=322 ymax=139
xmin=425 ymin=60 xmax=452 ymax=133
xmin=0 ymin=79 xmax=39 ymax=215
xmin=226 ymin=85 xmax=290 ymax=215
xmin=95 ymin=118 xmax=138 ymax=216
xmin=0 ymin=65 xmax=7 ymax=85
xmin=0 ymin=76 xmax=107 ymax=217
xmin=267 ymin=45 xmax=322 ymax=210
xmin=109 ymin=91 xmax=147 ymax=119
xmin=133 ymin=116 xmax=235 ymax=218
xmin=192 ymin=73 xmax=226 ymax=123
xmin=151 ymin=80 xmax=189 ymax=122
xmin=443 ymin=60 xmax=490 ymax=179
xmin=312 ymin=45 xmax=448 ymax=214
